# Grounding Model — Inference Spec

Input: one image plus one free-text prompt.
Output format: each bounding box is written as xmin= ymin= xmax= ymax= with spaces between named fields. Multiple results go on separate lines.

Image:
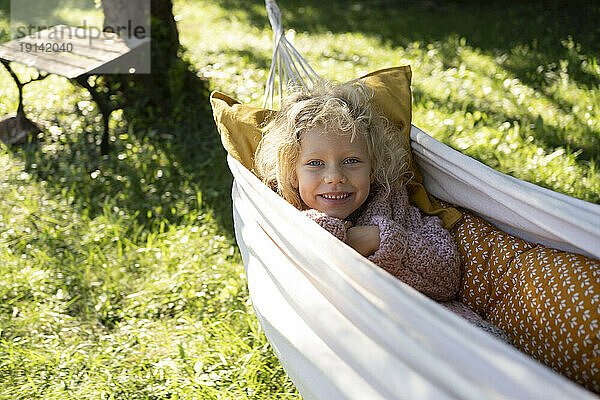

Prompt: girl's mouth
xmin=320 ymin=193 xmax=352 ymax=200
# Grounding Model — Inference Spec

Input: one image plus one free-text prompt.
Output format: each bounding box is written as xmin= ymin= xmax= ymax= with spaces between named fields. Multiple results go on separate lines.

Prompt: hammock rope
xmin=263 ymin=0 xmax=322 ymax=109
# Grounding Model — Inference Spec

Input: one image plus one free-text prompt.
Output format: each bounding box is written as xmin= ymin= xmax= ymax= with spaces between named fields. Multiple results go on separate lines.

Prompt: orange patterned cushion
xmin=453 ymin=211 xmax=600 ymax=393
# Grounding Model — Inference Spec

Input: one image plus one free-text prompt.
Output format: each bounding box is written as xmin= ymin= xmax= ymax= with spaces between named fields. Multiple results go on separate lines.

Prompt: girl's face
xmin=293 ymin=126 xmax=371 ymax=219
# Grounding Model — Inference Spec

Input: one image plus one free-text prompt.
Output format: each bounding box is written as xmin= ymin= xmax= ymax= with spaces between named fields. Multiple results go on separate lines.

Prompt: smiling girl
xmin=254 ymin=80 xmax=464 ymax=301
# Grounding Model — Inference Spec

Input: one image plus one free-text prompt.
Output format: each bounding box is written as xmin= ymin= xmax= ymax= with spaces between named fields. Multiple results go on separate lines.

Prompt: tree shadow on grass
xmin=11 ymin=76 xmax=237 ymax=240
xmin=215 ymin=0 xmax=600 ymax=163
xmin=0 ymin=0 xmax=235 ymax=234
xmin=413 ymin=82 xmax=600 ymax=163
xmin=6 ymin=0 xmax=600 ymax=231
xmin=217 ymin=0 xmax=600 ymax=85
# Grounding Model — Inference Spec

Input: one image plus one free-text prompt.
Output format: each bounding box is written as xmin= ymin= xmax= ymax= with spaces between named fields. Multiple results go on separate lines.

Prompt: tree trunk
xmin=102 ymin=0 xmax=178 ymax=66
xmin=98 ymin=0 xmax=208 ymax=137
xmin=100 ymin=0 xmax=184 ymax=119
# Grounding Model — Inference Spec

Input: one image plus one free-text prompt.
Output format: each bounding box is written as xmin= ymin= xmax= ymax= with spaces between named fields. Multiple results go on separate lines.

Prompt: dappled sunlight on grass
xmin=179 ymin=0 xmax=599 ymax=203
xmin=0 ymin=66 xmax=20 ymax=115
xmin=0 ymin=146 xmax=297 ymax=398
xmin=174 ymin=1 xmax=273 ymax=103
xmin=54 ymin=6 xmax=103 ymax=28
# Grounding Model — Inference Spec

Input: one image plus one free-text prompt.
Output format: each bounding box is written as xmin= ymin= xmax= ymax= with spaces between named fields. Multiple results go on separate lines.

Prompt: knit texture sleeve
xmin=356 ymin=188 xmax=461 ymax=301
xmin=302 ymin=209 xmax=348 ymax=242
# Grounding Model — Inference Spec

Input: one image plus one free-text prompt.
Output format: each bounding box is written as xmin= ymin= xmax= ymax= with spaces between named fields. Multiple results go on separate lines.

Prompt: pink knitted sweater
xmin=303 ymin=186 xmax=461 ymax=301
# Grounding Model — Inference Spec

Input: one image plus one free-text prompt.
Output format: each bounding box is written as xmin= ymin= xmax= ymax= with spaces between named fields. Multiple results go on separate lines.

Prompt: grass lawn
xmin=1 ymin=0 xmax=599 ymax=398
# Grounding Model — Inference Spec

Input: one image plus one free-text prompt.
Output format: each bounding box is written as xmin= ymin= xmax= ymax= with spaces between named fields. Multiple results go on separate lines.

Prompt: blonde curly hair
xmin=254 ymin=80 xmax=409 ymax=211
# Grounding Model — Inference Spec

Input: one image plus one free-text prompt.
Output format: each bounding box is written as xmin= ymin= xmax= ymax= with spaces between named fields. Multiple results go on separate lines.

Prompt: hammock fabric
xmin=209 ymin=1 xmax=600 ymax=398
xmin=226 ymin=127 xmax=600 ymax=399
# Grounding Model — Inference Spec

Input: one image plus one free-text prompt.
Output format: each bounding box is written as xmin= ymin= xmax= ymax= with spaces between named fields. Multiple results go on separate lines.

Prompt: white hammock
xmin=231 ymin=127 xmax=600 ymax=400
xmin=227 ymin=1 xmax=600 ymax=398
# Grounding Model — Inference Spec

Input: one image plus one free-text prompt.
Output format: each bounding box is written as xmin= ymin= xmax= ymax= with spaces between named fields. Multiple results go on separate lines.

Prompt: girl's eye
xmin=344 ymin=158 xmax=360 ymax=164
xmin=307 ymin=160 xmax=323 ymax=166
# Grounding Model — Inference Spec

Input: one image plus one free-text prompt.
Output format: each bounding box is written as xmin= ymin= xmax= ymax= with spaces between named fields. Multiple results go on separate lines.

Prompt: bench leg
xmin=0 ymin=60 xmax=26 ymax=117
xmin=0 ymin=60 xmax=45 ymax=144
xmin=75 ymin=76 xmax=113 ymax=155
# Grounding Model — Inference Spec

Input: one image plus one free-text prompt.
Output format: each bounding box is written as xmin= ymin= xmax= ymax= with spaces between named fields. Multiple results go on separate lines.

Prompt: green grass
xmin=0 ymin=122 xmax=298 ymax=398
xmin=178 ymin=0 xmax=599 ymax=203
xmin=1 ymin=0 xmax=599 ymax=398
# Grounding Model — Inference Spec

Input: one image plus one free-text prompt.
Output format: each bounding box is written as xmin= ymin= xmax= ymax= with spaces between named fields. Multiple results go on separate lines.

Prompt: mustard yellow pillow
xmin=210 ymin=66 xmax=461 ymax=229
xmin=454 ymin=211 xmax=600 ymax=393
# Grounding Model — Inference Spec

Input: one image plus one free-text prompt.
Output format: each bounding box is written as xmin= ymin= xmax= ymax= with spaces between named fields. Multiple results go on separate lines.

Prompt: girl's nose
xmin=324 ymin=166 xmax=346 ymax=184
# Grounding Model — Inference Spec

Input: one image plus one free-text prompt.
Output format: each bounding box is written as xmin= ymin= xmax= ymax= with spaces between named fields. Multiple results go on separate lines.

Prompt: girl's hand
xmin=346 ymin=225 xmax=380 ymax=256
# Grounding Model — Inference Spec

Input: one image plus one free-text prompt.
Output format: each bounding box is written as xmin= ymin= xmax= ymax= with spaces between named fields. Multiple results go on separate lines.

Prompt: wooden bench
xmin=0 ymin=25 xmax=150 ymax=153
